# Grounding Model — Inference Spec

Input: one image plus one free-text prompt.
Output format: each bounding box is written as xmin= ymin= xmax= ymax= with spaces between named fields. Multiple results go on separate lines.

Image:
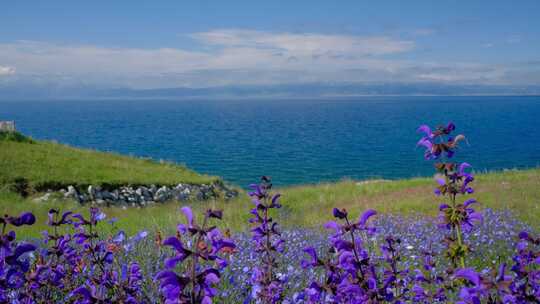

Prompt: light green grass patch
xmin=3 ymin=168 xmax=539 ymax=239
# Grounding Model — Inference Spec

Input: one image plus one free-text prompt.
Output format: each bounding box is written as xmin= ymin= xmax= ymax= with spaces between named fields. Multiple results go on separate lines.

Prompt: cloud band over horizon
xmin=0 ymin=29 xmax=538 ymax=90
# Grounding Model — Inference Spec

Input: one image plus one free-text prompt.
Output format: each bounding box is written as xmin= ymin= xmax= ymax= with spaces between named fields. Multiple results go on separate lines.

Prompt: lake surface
xmin=1 ymin=96 xmax=539 ymax=187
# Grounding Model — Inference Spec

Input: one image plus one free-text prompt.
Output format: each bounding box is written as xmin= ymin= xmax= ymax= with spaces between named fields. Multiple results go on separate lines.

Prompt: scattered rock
xmin=225 ymin=189 xmax=239 ymax=199
xmin=88 ymin=185 xmax=96 ymax=200
xmin=65 ymin=185 xmax=79 ymax=200
xmin=355 ymin=179 xmax=389 ymax=186
xmin=33 ymin=192 xmax=52 ymax=202
xmin=176 ymin=191 xmax=190 ymax=201
xmin=154 ymin=186 xmax=170 ymax=202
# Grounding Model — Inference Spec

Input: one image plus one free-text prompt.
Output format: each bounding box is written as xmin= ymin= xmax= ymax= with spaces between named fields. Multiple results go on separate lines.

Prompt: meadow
xmin=1 ymin=125 xmax=540 ymax=303
xmin=0 ymin=167 xmax=538 ymax=240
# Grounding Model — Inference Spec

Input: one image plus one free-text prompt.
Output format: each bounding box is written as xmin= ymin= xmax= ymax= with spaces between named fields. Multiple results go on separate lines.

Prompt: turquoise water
xmin=1 ymin=96 xmax=539 ymax=186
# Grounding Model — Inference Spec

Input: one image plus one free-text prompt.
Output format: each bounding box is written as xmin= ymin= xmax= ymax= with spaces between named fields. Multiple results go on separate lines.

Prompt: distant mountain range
xmin=1 ymin=82 xmax=539 ymax=100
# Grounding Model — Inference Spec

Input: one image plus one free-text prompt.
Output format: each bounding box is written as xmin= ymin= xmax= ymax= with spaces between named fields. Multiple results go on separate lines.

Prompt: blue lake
xmin=1 ymin=96 xmax=539 ymax=187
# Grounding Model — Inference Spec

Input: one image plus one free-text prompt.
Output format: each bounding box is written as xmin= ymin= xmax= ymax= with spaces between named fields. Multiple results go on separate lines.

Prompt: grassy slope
xmin=0 ymin=135 xmax=218 ymax=190
xmin=4 ymin=168 xmax=539 ymax=239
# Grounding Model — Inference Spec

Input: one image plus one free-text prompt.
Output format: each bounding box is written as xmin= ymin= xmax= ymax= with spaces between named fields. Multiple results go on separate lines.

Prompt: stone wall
xmin=34 ymin=182 xmax=239 ymax=207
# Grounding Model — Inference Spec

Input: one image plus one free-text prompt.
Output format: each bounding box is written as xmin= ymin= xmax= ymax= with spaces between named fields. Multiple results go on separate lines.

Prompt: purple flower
xmin=455 ymin=268 xmax=481 ymax=286
xmin=181 ymin=206 xmax=194 ymax=227
xmin=358 ymin=209 xmax=377 ymax=226
xmin=332 ymin=208 xmax=348 ymax=219
xmin=417 ymin=124 xmax=434 ymax=139
xmin=301 ymin=247 xmax=321 ymax=269
xmin=47 ymin=209 xmax=72 ymax=226
xmin=162 ymin=236 xmax=191 ymax=268
xmin=4 ymin=212 xmax=36 ymax=226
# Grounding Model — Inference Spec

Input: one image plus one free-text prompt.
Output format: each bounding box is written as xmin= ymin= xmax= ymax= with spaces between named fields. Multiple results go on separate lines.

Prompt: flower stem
xmin=451 ymin=193 xmax=466 ymax=268
xmin=191 ymin=214 xmax=209 ymax=302
xmin=455 ymin=224 xmax=466 ymax=268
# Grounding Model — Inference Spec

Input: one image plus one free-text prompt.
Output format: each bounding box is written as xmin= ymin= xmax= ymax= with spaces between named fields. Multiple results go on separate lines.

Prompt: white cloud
xmin=408 ymin=63 xmax=506 ymax=83
xmin=0 ymin=65 xmax=15 ymax=76
xmin=0 ymin=29 xmax=526 ymax=88
xmin=0 ymin=41 xmax=209 ymax=75
xmin=191 ymin=29 xmax=414 ymax=56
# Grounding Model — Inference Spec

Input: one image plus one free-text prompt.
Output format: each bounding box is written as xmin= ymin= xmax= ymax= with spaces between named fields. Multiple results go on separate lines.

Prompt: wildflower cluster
xmin=1 ymin=207 xmax=148 ymax=303
xmin=414 ymin=122 xmax=540 ymax=303
xmin=1 ymin=121 xmax=539 ymax=303
xmin=294 ymin=122 xmax=540 ymax=303
xmin=68 ymin=207 xmax=146 ymax=303
xmin=301 ymin=208 xmax=385 ymax=302
xmin=1 ymin=212 xmax=36 ymax=302
xmin=156 ymin=206 xmax=236 ymax=303
xmin=248 ymin=176 xmax=286 ymax=303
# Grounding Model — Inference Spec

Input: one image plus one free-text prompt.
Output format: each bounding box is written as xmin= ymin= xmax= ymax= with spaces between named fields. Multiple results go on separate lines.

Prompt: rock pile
xmin=35 ymin=182 xmax=239 ymax=207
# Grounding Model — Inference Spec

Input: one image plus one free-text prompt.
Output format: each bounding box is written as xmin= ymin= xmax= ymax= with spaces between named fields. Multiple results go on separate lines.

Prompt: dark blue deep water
xmin=1 ymin=96 xmax=539 ymax=186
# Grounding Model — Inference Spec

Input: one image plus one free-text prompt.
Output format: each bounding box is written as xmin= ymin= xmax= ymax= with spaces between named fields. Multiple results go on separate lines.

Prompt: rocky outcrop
xmin=35 ymin=182 xmax=238 ymax=207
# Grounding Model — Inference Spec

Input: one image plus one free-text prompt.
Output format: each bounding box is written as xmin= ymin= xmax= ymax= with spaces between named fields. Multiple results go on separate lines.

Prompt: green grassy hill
xmin=0 ymin=131 xmax=218 ymax=194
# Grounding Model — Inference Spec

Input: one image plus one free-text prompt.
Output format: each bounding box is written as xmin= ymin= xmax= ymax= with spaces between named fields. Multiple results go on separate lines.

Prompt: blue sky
xmin=1 ymin=0 xmax=539 ymax=90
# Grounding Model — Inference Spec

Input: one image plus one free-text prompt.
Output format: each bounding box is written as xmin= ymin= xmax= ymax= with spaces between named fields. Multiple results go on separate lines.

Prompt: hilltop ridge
xmin=0 ymin=131 xmax=240 ymax=205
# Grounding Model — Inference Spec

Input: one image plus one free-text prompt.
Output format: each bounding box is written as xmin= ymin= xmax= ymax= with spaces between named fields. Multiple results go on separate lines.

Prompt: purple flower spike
xmin=417 ymin=122 xmax=485 ymax=269
xmin=247 ymin=176 xmax=285 ymax=303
